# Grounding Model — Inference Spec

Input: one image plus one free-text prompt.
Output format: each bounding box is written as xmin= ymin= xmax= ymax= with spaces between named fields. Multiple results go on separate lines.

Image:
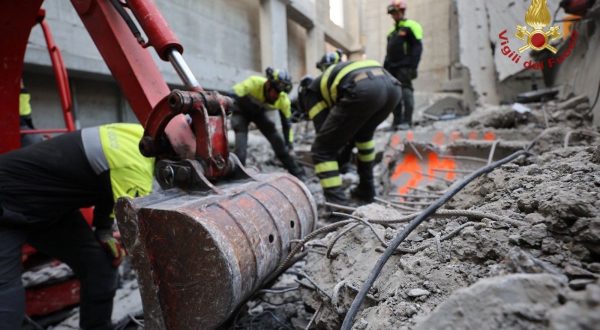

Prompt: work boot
xmin=323 ymin=187 xmax=349 ymax=205
xmin=397 ymin=123 xmax=410 ymax=131
xmin=351 ymin=161 xmax=376 ymax=203
xmin=339 ymin=162 xmax=355 ymax=175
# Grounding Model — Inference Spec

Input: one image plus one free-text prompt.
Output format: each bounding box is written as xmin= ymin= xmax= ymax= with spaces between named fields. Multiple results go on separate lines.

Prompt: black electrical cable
xmin=340 ymin=149 xmax=530 ymax=330
xmin=551 ymin=5 xmax=562 ymax=26
xmin=591 ymin=76 xmax=600 ymax=111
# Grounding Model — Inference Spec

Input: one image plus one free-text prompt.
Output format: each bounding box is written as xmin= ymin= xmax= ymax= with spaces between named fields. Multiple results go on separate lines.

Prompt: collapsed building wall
xmin=547 ymin=3 xmax=600 ymax=127
xmin=455 ymin=0 xmax=567 ymax=108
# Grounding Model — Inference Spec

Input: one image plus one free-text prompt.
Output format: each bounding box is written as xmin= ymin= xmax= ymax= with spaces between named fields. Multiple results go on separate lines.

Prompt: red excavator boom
xmin=0 ymin=1 xmax=316 ymax=329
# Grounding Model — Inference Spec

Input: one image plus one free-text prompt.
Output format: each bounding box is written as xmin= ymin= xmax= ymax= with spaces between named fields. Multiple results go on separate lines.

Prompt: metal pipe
xmin=168 ymin=49 xmax=200 ymax=89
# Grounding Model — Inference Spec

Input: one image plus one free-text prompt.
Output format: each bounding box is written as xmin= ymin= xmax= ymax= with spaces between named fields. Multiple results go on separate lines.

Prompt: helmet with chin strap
xmin=265 ymin=67 xmax=293 ymax=94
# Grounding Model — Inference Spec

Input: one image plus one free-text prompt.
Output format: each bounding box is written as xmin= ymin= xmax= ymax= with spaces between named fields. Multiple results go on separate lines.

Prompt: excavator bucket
xmin=383 ymin=129 xmax=527 ymax=195
xmin=115 ymin=160 xmax=317 ymax=330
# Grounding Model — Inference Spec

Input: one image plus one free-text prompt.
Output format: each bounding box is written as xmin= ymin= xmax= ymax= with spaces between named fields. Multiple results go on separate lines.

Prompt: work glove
xmin=95 ymin=228 xmax=126 ymax=268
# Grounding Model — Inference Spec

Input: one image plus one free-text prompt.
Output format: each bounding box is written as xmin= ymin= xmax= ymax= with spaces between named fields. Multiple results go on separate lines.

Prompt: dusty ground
xmin=231 ymin=95 xmax=600 ymax=330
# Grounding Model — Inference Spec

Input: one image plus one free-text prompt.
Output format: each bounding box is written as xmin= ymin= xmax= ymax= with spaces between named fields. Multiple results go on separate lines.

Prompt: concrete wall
xmin=25 ymin=1 xmax=262 ymax=91
xmin=551 ymin=5 xmax=600 ymax=127
xmin=24 ymin=0 xmax=361 ymax=128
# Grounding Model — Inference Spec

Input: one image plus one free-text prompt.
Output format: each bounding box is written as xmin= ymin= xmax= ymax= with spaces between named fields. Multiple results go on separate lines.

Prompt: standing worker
xmin=297 ymin=60 xmax=401 ymax=204
xmin=231 ymin=68 xmax=306 ymax=179
xmin=384 ymin=0 xmax=423 ymax=130
xmin=0 ymin=123 xmax=154 ymax=330
xmin=19 ymin=79 xmax=43 ymax=147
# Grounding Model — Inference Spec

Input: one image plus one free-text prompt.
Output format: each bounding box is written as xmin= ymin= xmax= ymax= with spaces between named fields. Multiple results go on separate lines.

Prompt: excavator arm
xmin=1 ymin=1 xmax=316 ymax=329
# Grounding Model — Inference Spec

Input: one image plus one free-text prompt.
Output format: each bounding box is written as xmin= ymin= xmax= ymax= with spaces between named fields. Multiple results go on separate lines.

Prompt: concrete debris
xmin=512 ymin=103 xmax=532 ymax=114
xmin=516 ymin=88 xmax=560 ymax=104
xmin=414 ymin=274 xmax=565 ymax=330
xmin=27 ymin=96 xmax=599 ymax=329
xmin=22 ymin=263 xmax=73 ymax=288
xmin=422 ymin=96 xmax=467 ymax=121
xmin=407 ymin=289 xmax=430 ymax=298
xmin=53 ymin=275 xmax=143 ymax=329
xmin=284 ymin=94 xmax=600 ymax=330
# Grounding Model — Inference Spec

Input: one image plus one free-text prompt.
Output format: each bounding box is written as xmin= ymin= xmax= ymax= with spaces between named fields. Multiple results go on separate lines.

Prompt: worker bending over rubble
xmin=0 ymin=123 xmax=154 ymax=330
xmin=297 ymin=59 xmax=401 ymax=204
xmin=312 ymin=51 xmax=355 ymax=175
xmin=231 ymin=68 xmax=306 ymax=180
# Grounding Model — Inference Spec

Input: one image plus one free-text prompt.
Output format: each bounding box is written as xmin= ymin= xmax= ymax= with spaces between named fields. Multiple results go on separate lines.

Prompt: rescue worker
xmin=297 ymin=60 xmax=402 ymax=204
xmin=310 ymin=51 xmax=354 ymax=175
xmin=384 ymin=0 xmax=423 ymax=130
xmin=231 ymin=67 xmax=306 ymax=179
xmin=19 ymin=79 xmax=43 ymax=147
xmin=0 ymin=123 xmax=154 ymax=330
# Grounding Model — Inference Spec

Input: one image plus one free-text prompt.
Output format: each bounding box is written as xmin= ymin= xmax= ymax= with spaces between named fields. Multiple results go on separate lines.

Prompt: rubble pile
xmin=82 ymin=96 xmax=594 ymax=330
xmin=48 ymin=96 xmax=598 ymax=330
xmin=288 ymin=97 xmax=599 ymax=329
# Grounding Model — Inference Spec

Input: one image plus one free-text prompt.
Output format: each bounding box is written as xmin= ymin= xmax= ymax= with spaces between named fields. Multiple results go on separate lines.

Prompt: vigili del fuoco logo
xmin=498 ymin=0 xmax=578 ymax=70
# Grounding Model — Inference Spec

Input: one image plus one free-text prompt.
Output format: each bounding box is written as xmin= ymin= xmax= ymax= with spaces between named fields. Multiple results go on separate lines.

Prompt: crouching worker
xmin=231 ymin=68 xmax=306 ymax=179
xmin=0 ymin=123 xmax=154 ymax=330
xmin=297 ymin=60 xmax=401 ymax=204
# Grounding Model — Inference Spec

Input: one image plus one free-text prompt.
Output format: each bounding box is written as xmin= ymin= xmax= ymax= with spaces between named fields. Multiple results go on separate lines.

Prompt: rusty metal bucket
xmin=115 ymin=159 xmax=317 ymax=330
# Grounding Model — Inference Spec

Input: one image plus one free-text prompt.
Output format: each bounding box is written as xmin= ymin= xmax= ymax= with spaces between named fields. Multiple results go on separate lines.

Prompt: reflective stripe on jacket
xmin=385 ymin=19 xmax=423 ymax=69
xmin=319 ymin=60 xmax=381 ymax=107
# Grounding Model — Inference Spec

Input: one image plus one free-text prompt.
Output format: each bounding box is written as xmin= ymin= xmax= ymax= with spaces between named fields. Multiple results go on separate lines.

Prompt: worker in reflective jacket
xmin=231 ymin=68 xmax=306 ymax=179
xmin=384 ymin=0 xmax=423 ymax=130
xmin=19 ymin=79 xmax=43 ymax=147
xmin=297 ymin=60 xmax=402 ymax=204
xmin=0 ymin=123 xmax=154 ymax=330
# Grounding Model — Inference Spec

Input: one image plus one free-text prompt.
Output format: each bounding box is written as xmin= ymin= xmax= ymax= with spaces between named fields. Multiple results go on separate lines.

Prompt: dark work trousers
xmin=0 ymin=211 xmax=117 ymax=330
xmin=19 ymin=116 xmax=43 ymax=147
xmin=231 ymin=105 xmax=304 ymax=177
xmin=312 ymin=70 xmax=402 ymax=183
xmin=391 ymin=67 xmax=415 ymax=126
xmin=312 ymin=110 xmax=354 ymax=174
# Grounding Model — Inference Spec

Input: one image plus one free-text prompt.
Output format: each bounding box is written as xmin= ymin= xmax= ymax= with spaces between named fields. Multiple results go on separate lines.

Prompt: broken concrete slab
xmin=456 ymin=0 xmax=499 ymax=105
xmin=413 ymin=274 xmax=564 ymax=330
xmin=516 ymin=88 xmax=560 ymax=104
xmin=558 ymin=95 xmax=590 ymax=110
xmin=422 ymin=96 xmax=468 ymax=121
xmin=549 ymin=1 xmax=600 ymax=127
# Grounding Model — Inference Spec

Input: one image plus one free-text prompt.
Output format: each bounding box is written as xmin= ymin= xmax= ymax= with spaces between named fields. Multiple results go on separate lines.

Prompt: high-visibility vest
xmin=232 ymin=76 xmax=292 ymax=119
xmin=319 ymin=59 xmax=381 ymax=107
xmin=19 ymin=92 xmax=32 ymax=117
xmin=82 ymin=123 xmax=154 ymax=202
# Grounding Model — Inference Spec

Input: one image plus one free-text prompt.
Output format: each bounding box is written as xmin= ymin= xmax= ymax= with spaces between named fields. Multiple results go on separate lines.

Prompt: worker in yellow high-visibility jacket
xmin=231 ymin=67 xmax=306 ymax=179
xmin=0 ymin=123 xmax=154 ymax=330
